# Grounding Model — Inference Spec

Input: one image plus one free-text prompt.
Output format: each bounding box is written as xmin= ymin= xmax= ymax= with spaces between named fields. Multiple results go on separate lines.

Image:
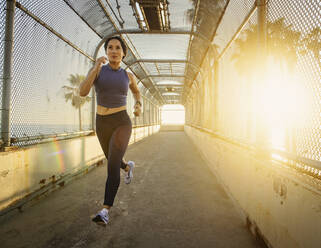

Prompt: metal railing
xmin=189 ymin=124 xmax=321 ymax=179
xmin=10 ymin=130 xmax=94 ymax=145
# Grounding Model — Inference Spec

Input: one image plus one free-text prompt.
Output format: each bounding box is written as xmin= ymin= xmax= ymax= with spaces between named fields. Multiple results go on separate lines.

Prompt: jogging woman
xmin=79 ymin=36 xmax=141 ymax=225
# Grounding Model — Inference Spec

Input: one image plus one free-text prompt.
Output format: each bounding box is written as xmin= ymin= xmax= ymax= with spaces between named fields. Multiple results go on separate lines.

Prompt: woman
xmin=79 ymin=36 xmax=141 ymax=226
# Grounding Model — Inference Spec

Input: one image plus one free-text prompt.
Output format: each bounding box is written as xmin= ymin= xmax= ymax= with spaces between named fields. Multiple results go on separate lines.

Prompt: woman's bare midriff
xmin=97 ymin=104 xmax=127 ymax=115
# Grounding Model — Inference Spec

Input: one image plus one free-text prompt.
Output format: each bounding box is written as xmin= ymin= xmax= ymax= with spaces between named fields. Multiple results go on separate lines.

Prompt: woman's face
xmin=106 ymin=39 xmax=124 ymax=63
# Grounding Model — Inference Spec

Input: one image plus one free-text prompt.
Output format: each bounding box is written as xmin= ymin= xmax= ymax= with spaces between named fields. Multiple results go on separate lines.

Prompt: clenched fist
xmin=94 ymin=56 xmax=107 ymax=69
xmin=133 ymin=101 xmax=142 ymax=117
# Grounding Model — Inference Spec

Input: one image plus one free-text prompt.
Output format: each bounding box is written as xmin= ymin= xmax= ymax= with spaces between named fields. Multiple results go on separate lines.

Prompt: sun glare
xmin=255 ymin=56 xmax=310 ymax=150
xmin=161 ymin=104 xmax=185 ymax=125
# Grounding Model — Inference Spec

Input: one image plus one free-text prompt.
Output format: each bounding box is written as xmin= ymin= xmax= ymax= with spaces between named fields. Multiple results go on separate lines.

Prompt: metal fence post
xmin=1 ymin=0 xmax=16 ymax=147
xmin=148 ymin=100 xmax=151 ymax=136
xmin=91 ymin=62 xmax=97 ymax=132
xmin=256 ymin=0 xmax=269 ymax=157
xmin=257 ymin=0 xmax=267 ymax=52
xmin=213 ymin=60 xmax=219 ymax=132
xmin=91 ymin=79 xmax=96 ymax=132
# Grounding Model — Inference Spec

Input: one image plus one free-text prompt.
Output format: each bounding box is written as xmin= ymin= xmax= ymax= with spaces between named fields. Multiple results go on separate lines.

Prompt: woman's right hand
xmin=94 ymin=56 xmax=107 ymax=69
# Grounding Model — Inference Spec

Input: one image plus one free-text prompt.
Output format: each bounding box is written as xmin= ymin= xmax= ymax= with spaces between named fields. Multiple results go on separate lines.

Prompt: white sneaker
xmin=125 ymin=161 xmax=135 ymax=184
xmin=92 ymin=208 xmax=109 ymax=226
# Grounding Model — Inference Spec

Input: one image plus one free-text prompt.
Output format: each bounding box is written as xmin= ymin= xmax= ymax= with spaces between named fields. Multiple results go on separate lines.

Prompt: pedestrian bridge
xmin=0 ymin=1 xmax=320 ymax=248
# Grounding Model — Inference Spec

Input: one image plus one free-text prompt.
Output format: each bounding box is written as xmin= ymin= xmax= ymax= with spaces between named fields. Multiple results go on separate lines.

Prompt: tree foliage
xmin=62 ymin=74 xmax=90 ymax=108
xmin=232 ymin=18 xmax=320 ymax=77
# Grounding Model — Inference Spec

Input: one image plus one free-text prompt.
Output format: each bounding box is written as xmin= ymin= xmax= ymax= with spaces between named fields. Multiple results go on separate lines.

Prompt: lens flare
xmin=47 ymin=138 xmax=66 ymax=173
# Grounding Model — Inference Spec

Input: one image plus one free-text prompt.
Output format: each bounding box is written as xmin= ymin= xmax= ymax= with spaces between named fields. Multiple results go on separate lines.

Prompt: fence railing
xmin=189 ymin=124 xmax=321 ymax=180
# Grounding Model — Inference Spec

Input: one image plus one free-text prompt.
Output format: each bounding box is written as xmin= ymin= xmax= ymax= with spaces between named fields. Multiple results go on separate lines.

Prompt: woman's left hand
xmin=133 ymin=102 xmax=141 ymax=117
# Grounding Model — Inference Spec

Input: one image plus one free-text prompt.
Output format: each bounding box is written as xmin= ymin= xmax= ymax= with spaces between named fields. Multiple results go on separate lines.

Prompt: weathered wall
xmin=0 ymin=125 xmax=160 ymax=212
xmin=185 ymin=125 xmax=321 ymax=248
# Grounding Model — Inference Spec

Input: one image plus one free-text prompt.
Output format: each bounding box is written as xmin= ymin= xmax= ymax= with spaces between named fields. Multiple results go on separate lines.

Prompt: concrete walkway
xmin=0 ymin=132 xmax=265 ymax=248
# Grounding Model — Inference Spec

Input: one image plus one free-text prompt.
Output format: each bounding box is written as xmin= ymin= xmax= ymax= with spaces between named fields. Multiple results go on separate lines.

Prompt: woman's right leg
xmin=103 ymin=123 xmax=132 ymax=207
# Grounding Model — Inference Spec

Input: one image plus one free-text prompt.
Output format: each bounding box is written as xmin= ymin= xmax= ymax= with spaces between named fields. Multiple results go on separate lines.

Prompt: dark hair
xmin=104 ymin=36 xmax=127 ymax=59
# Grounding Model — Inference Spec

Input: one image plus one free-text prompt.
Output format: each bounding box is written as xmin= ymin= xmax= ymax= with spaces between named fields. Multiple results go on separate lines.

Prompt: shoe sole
xmin=125 ymin=175 xmax=132 ymax=184
xmin=95 ymin=221 xmax=107 ymax=227
xmin=90 ymin=215 xmax=107 ymax=226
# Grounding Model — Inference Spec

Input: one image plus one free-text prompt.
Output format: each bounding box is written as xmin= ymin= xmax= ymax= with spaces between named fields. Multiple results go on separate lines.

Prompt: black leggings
xmin=96 ymin=110 xmax=132 ymax=206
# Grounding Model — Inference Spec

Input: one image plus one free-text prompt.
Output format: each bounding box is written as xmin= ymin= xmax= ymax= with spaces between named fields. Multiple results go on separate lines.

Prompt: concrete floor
xmin=0 ymin=132 xmax=266 ymax=248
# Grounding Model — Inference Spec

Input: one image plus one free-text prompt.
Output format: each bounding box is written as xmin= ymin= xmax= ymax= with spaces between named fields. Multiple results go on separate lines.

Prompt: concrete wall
xmin=0 ymin=125 xmax=160 ymax=212
xmin=185 ymin=125 xmax=321 ymax=248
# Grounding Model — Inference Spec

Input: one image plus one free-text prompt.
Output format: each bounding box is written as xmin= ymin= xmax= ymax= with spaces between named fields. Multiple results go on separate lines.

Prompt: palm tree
xmin=231 ymin=25 xmax=258 ymax=78
xmin=186 ymin=0 xmax=197 ymax=23
xmin=231 ymin=18 xmax=302 ymax=77
xmin=186 ymin=0 xmax=226 ymax=24
xmin=62 ymin=74 xmax=91 ymax=131
xmin=301 ymin=27 xmax=321 ymax=69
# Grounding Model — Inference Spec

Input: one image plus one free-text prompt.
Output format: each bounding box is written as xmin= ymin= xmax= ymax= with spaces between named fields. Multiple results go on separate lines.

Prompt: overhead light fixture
xmin=156 ymin=81 xmax=183 ymax=85
xmin=163 ymin=92 xmax=179 ymax=96
xmin=130 ymin=0 xmax=170 ymax=31
xmin=166 ymin=87 xmax=174 ymax=92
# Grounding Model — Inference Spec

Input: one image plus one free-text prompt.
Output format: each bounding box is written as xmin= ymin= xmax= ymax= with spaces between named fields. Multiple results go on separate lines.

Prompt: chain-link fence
xmin=0 ymin=1 xmax=160 ymax=147
xmin=267 ymin=0 xmax=321 ymax=168
xmin=185 ymin=0 xmax=321 ymax=178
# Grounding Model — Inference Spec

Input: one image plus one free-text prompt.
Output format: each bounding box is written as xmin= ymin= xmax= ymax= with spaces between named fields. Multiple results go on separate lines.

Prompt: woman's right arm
xmin=79 ymin=56 xmax=106 ymax=96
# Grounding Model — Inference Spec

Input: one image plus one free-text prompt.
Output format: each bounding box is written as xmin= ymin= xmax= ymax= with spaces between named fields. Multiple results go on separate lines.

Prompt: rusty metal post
xmin=256 ymin=0 xmax=269 ymax=157
xmin=1 ymin=0 xmax=16 ymax=147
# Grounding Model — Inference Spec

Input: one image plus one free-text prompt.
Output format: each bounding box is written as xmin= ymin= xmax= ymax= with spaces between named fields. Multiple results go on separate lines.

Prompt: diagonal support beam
xmin=217 ymin=3 xmax=257 ymax=60
xmin=183 ymin=0 xmax=230 ymax=104
xmin=136 ymin=74 xmax=198 ymax=84
xmin=184 ymin=0 xmax=200 ymax=99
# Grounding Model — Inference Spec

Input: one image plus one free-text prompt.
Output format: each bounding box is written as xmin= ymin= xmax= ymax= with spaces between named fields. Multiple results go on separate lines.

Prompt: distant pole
xmin=1 ymin=0 xmax=16 ymax=147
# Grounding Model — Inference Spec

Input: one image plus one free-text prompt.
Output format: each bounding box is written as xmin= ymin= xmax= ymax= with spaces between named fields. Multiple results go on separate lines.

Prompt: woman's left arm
xmin=128 ymin=72 xmax=142 ymax=116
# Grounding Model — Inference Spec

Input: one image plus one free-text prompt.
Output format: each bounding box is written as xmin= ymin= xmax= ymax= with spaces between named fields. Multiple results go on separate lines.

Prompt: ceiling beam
xmin=136 ymin=74 xmax=200 ymax=98
xmin=124 ymin=59 xmax=203 ymax=74
xmin=94 ymin=29 xmax=212 ymax=59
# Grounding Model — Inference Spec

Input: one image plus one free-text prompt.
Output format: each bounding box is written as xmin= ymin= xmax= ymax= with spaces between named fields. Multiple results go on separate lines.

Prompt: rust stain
xmin=0 ymin=170 xmax=9 ymax=177
xmin=273 ymin=177 xmax=287 ymax=200
xmin=50 ymin=175 xmax=56 ymax=182
xmin=280 ymin=184 xmax=287 ymax=198
xmin=24 ymin=151 xmax=30 ymax=191
xmin=39 ymin=179 xmax=46 ymax=184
